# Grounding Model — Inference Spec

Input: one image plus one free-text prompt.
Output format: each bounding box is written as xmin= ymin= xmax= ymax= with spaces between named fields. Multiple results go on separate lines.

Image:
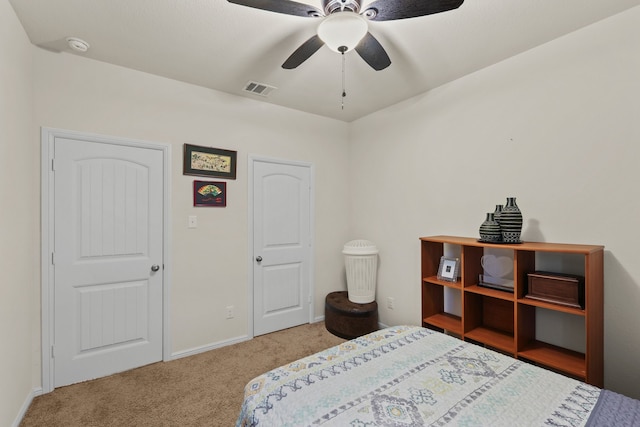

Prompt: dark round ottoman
xmin=325 ymin=291 xmax=378 ymax=339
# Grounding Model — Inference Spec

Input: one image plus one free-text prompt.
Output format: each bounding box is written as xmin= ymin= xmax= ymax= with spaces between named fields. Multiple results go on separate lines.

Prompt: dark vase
xmin=479 ymin=212 xmax=502 ymax=242
xmin=493 ymin=204 xmax=504 ymax=224
xmin=500 ymin=197 xmax=522 ymax=243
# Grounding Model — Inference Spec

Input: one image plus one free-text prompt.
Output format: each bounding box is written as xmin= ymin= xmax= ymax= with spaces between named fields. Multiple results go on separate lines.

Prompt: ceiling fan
xmin=227 ymin=0 xmax=464 ymax=71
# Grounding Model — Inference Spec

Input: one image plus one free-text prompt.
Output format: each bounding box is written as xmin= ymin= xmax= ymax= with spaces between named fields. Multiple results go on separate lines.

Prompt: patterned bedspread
xmin=236 ymin=326 xmax=632 ymax=427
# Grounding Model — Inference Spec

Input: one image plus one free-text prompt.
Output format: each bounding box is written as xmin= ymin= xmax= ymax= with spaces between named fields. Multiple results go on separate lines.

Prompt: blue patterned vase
xmin=479 ymin=212 xmax=502 ymax=242
xmin=500 ymin=197 xmax=522 ymax=243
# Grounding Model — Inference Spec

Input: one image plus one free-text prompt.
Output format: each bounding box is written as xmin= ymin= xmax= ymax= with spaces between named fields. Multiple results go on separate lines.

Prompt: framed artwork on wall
xmin=183 ymin=143 xmax=237 ymax=179
xmin=193 ymin=180 xmax=226 ymax=207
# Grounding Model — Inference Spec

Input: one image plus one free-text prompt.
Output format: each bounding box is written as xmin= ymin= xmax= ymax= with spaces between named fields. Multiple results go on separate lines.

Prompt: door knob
xmin=151 ymin=265 xmax=160 ymax=272
xmin=256 ymin=256 xmax=262 ymax=262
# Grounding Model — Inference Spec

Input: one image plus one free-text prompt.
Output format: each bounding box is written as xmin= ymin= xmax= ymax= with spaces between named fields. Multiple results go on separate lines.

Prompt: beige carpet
xmin=21 ymin=322 xmax=345 ymax=426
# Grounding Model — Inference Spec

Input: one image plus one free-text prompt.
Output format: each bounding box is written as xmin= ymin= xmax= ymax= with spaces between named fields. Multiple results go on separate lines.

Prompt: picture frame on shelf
xmin=193 ymin=180 xmax=226 ymax=207
xmin=183 ymin=143 xmax=237 ymax=179
xmin=437 ymin=256 xmax=460 ymax=282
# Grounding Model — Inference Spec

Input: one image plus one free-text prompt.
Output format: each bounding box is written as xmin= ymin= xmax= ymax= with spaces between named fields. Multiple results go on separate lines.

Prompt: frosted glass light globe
xmin=317 ymin=12 xmax=368 ymax=53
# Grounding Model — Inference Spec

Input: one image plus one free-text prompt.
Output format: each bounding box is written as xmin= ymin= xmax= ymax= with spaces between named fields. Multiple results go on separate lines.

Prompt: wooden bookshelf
xmin=420 ymin=235 xmax=604 ymax=387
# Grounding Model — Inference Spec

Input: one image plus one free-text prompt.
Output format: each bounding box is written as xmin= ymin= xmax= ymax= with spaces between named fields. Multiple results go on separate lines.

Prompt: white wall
xmin=0 ymin=1 xmax=37 ymax=425
xmin=349 ymin=7 xmax=640 ymax=398
xmin=5 ymin=3 xmax=640 ymax=424
xmin=33 ymin=49 xmax=350 ymax=355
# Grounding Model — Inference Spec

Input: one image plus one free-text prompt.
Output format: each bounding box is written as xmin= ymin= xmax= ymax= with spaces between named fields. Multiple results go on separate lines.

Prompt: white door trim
xmin=247 ymin=155 xmax=315 ymax=339
xmin=40 ymin=127 xmax=172 ymax=393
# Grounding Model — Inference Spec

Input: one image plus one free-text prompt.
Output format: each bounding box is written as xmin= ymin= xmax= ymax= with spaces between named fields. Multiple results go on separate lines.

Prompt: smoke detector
xmin=66 ymin=37 xmax=90 ymax=53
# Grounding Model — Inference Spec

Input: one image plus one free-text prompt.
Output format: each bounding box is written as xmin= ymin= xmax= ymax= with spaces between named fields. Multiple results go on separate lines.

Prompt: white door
xmin=53 ymin=137 xmax=164 ymax=387
xmin=252 ymin=159 xmax=312 ymax=336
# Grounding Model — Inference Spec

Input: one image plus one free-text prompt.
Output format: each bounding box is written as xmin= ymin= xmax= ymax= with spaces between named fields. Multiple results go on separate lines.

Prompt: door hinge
xmin=51 ymin=345 xmax=55 ymax=358
xmin=308 ymin=296 xmax=312 ymax=304
xmin=51 ymin=158 xmax=56 ymax=171
xmin=51 ymin=252 xmax=55 ymax=265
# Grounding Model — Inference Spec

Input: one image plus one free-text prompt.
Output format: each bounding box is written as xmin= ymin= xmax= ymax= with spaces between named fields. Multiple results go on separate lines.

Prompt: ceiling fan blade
xmin=363 ymin=0 xmax=464 ymax=21
xmin=355 ymin=32 xmax=391 ymax=71
xmin=282 ymin=35 xmax=325 ymax=69
xmin=227 ymin=0 xmax=322 ymax=17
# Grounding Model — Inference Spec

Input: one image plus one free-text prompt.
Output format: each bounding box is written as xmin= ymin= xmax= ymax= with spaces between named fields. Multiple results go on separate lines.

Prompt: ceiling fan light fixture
xmin=317 ymin=12 xmax=368 ymax=53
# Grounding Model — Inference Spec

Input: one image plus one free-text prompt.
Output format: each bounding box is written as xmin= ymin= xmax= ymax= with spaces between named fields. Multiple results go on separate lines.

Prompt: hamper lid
xmin=342 ymin=240 xmax=378 ymax=255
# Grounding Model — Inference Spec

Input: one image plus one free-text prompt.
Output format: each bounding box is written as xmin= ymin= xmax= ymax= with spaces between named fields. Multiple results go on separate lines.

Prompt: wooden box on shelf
xmin=526 ymin=271 xmax=584 ymax=309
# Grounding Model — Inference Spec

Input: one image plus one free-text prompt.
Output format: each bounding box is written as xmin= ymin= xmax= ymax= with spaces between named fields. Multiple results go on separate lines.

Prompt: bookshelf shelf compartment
xmin=466 ymin=285 xmax=514 ymax=301
xmin=518 ymin=341 xmax=586 ymax=379
xmin=517 ymin=297 xmax=586 ymax=316
xmin=424 ymin=276 xmax=461 ymax=289
xmin=423 ymin=313 xmax=462 ymax=335
xmin=420 ymin=235 xmax=603 ymax=387
xmin=465 ymin=326 xmax=515 ymax=354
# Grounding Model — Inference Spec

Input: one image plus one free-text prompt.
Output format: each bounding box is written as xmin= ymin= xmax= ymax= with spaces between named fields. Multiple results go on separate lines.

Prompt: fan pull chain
xmin=340 ymin=47 xmax=347 ymax=110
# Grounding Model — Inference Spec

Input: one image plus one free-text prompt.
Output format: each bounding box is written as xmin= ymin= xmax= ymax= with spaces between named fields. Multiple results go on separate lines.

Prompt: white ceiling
xmin=9 ymin=0 xmax=640 ymax=122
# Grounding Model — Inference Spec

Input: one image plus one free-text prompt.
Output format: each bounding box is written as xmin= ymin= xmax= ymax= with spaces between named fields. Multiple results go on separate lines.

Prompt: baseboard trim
xmin=171 ymin=318 xmax=332 ymax=360
xmin=13 ymin=387 xmax=43 ymax=427
xmin=169 ymin=316 xmax=362 ymax=361
xmin=170 ymin=335 xmax=251 ymax=360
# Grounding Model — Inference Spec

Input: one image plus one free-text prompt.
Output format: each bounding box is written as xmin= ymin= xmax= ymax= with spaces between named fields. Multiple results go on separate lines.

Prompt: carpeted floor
xmin=21 ymin=322 xmax=345 ymax=426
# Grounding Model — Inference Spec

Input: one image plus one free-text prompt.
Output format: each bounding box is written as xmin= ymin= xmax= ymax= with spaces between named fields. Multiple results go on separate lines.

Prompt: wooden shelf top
xmin=424 ymin=276 xmax=462 ymax=289
xmin=518 ymin=341 xmax=586 ymax=379
xmin=424 ymin=313 xmax=462 ymax=335
xmin=517 ymin=297 xmax=585 ymax=316
xmin=466 ymin=285 xmax=514 ymax=301
xmin=464 ymin=326 xmax=515 ymax=353
xmin=420 ymin=235 xmax=604 ymax=254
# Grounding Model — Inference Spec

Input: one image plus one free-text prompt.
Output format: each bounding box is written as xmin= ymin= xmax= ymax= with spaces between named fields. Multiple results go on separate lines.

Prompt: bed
xmin=237 ymin=325 xmax=639 ymax=426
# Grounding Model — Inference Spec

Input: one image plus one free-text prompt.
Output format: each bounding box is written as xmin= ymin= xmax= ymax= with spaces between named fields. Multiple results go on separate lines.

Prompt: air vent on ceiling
xmin=243 ymin=81 xmax=277 ymax=97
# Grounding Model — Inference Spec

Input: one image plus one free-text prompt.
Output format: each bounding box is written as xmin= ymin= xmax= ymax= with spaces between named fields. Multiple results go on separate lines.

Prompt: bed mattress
xmin=237 ymin=325 xmax=639 ymax=426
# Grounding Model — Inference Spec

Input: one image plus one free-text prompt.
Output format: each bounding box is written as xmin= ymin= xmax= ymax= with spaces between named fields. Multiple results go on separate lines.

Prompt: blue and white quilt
xmin=237 ymin=326 xmax=638 ymax=426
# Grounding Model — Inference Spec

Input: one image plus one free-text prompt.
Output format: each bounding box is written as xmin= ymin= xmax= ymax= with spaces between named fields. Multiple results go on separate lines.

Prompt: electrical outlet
xmin=226 ymin=305 xmax=234 ymax=319
xmin=387 ymin=297 xmax=394 ymax=310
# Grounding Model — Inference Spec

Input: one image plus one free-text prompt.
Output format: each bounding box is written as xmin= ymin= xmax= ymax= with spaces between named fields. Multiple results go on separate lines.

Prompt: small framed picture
xmin=193 ymin=180 xmax=226 ymax=207
xmin=183 ymin=143 xmax=237 ymax=179
xmin=437 ymin=256 xmax=460 ymax=282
